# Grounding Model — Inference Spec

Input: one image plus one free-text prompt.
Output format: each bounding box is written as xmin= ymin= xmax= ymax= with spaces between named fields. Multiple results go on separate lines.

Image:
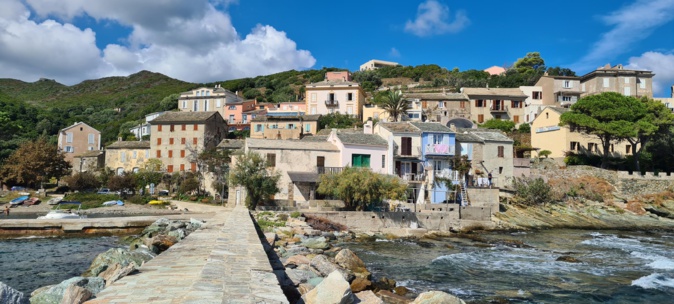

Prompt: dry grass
xmin=639 ymin=190 xmax=674 ymax=207
xmin=625 ymin=201 xmax=647 ymax=215
xmin=549 ymin=176 xmax=614 ymax=203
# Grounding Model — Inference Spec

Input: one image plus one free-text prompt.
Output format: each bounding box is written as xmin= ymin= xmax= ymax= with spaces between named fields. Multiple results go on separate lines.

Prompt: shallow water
xmin=341 ymin=229 xmax=674 ymax=303
xmin=0 ymin=236 xmax=122 ymax=294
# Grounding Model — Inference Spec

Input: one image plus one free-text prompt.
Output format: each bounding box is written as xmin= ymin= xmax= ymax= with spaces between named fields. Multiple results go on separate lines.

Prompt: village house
xmin=462 ymin=87 xmax=527 ymax=126
xmin=73 ymin=151 xmax=104 ymax=173
xmin=534 ymin=74 xmax=583 ymax=108
xmin=57 ymin=122 xmax=102 ymax=167
xmin=178 ymin=85 xmax=243 ymax=116
xmin=326 ymin=122 xmax=389 ymax=174
xmin=250 ymin=115 xmax=321 ymax=140
xmin=104 ymin=141 xmax=151 ymax=175
xmin=305 ymin=71 xmax=365 ymax=118
xmin=359 ymin=59 xmax=399 ymax=71
xmin=455 ymin=128 xmax=514 ymax=188
xmin=149 ymin=111 xmax=227 ymax=174
xmin=518 ymin=85 xmax=544 ymax=123
xmin=580 ymin=64 xmax=654 ymax=98
xmin=129 ymin=111 xmax=166 ymax=139
xmin=405 ymin=90 xmax=470 ymax=124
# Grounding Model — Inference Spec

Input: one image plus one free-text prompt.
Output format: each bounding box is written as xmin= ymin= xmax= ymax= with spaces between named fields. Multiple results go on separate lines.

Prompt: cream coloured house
xmin=178 ymin=85 xmax=244 ymax=119
xmin=463 ymin=87 xmax=527 ymax=126
xmin=360 ymin=59 xmax=399 ymax=71
xmin=105 ymin=141 xmax=151 ymax=175
xmin=305 ymin=72 xmax=365 ymax=118
xmin=580 ymin=64 xmax=654 ymax=98
xmin=250 ymin=115 xmax=320 ymax=140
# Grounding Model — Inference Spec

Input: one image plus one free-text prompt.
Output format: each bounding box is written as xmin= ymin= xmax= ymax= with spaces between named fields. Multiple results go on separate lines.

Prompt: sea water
xmin=0 ymin=236 xmax=122 ymax=294
xmin=341 ymin=229 xmax=674 ymax=303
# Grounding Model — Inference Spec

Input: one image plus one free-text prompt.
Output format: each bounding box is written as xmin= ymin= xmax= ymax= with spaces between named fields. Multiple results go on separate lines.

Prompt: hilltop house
xmin=581 ymin=64 xmax=654 ymax=98
xmin=57 ymin=122 xmax=102 ymax=168
xmin=360 ymin=59 xmax=399 ymax=71
xmin=305 ymin=71 xmax=365 ymax=118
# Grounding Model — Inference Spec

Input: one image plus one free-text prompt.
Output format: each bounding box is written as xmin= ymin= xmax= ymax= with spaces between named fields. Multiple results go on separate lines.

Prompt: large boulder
xmin=355 ymin=290 xmax=383 ymax=304
xmin=302 ymin=270 xmax=355 ymax=304
xmin=284 ymin=255 xmax=311 ymax=268
xmin=30 ymin=277 xmax=104 ymax=304
xmin=376 ymin=290 xmax=410 ymax=304
xmin=98 ymin=262 xmax=138 ymax=286
xmin=302 ymin=236 xmax=329 ymax=250
xmin=141 ymin=218 xmax=171 ymax=237
xmin=286 ymin=269 xmax=317 ymax=286
xmin=144 ymin=234 xmax=178 ymax=254
xmin=411 ymin=291 xmax=466 ymax=304
xmin=310 ymin=255 xmax=352 ymax=281
xmin=59 ymin=285 xmax=92 ymax=304
xmin=82 ymin=248 xmax=154 ymax=277
xmin=335 ymin=249 xmax=371 ymax=279
xmin=350 ymin=278 xmax=372 ymax=293
xmin=0 ymin=281 xmax=28 ymax=304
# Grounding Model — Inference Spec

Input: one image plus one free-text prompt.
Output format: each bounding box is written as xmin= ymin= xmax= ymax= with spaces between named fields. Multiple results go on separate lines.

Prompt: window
xmin=513 ymin=115 xmax=520 ymax=123
xmin=639 ymin=78 xmax=646 ymax=89
xmin=382 ymin=155 xmax=386 ymax=168
xmin=352 ymin=154 xmax=371 ymax=168
xmin=310 ymin=107 xmax=317 ymax=114
xmin=65 ymin=146 xmax=74 ymax=153
xmin=317 ymin=156 xmax=325 ymax=168
xmin=626 ymin=145 xmax=632 ymax=154
xmin=532 ymin=91 xmax=542 ymax=99
xmin=255 ymin=124 xmax=263 ymax=132
xmin=603 ymin=78 xmax=610 ymax=88
xmin=562 ymin=96 xmax=572 ymax=102
xmin=229 ymin=115 xmax=235 ymax=123
xmin=477 ymin=114 xmax=484 ymax=123
xmin=182 ymin=100 xmax=187 ymax=109
xmin=624 ymin=87 xmax=631 ymax=96
xmin=204 ymin=100 xmax=209 ymax=110
xmin=497 ymin=146 xmax=505 ymax=158
xmin=311 ymin=93 xmax=317 ymax=102
xmin=588 ymin=143 xmax=598 ymax=153
xmin=347 ymin=93 xmax=353 ymax=101
xmin=460 ymin=101 xmax=466 ymax=108
xmin=434 ymin=160 xmax=443 ymax=171
xmin=133 ymin=167 xmax=139 ymax=173
xmin=169 ymin=138 xmax=174 ymax=145
xmin=181 ymin=138 xmax=186 ymax=144
xmin=228 ymin=105 xmax=236 ymax=110
xmin=401 ymin=137 xmax=412 ymax=155
xmin=305 ymin=124 xmax=311 ymax=133
xmin=610 ymin=144 xmax=614 ymax=152
xmin=475 ymin=100 xmax=485 ymax=107
xmin=167 ymin=165 xmax=173 ymax=173
xmin=158 ymin=125 xmax=163 ymax=132
xmin=329 ymin=93 xmax=335 ymax=101
xmin=512 ymin=100 xmax=521 ymax=108
xmin=570 ymin=141 xmax=579 ymax=151
xmin=193 ymin=138 xmax=197 ymax=145
xmin=168 ymin=150 xmax=173 ymax=158
xmin=216 ymin=99 xmax=221 ymax=108
xmin=288 ymin=123 xmax=295 ymax=129
xmin=132 ymin=151 xmax=137 ymax=159
xmin=180 ymin=150 xmax=185 ymax=158
xmin=625 ymin=77 xmax=630 ymax=84
xmin=582 ymin=83 xmax=586 ymax=91
xmin=266 ymin=153 xmax=276 ymax=167
xmin=157 ymin=138 xmax=162 ymax=145
xmin=433 ymin=134 xmax=443 ymax=144
xmin=182 ymin=124 xmax=186 ymax=131
xmin=193 ymin=100 xmax=198 ymax=111
xmin=438 ymin=101 xmax=445 ymax=108
xmin=170 ymin=124 xmax=175 ymax=132
xmin=180 ymin=164 xmax=185 ymax=171
xmin=146 ymin=150 xmax=150 ymax=158
xmin=156 ymin=150 xmax=161 ymax=158
xmin=66 ymin=132 xmax=73 ymax=143
xmin=347 ymin=106 xmax=353 ymax=114
xmin=242 ymin=115 xmax=248 ymax=123
xmin=193 ymin=124 xmax=198 ymax=131
xmin=88 ymin=134 xmax=95 ymax=144
xmin=563 ymin=80 xmax=571 ymax=88
xmin=191 ymin=162 xmax=197 ymax=172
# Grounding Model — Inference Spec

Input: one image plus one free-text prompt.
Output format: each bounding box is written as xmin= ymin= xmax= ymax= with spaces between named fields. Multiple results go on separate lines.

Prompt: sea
xmin=340 ymin=229 xmax=674 ymax=304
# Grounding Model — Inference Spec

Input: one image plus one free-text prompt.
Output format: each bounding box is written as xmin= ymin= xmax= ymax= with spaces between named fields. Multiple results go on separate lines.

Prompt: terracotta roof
xmin=378 ymin=122 xmax=420 ymax=134
xmin=150 ymin=111 xmax=221 ymax=124
xmin=409 ymin=122 xmax=454 ymax=133
xmin=106 ymin=141 xmax=151 ymax=149
xmin=461 ymin=88 xmax=527 ymax=99
xmin=336 ymin=133 xmax=387 ymax=147
xmin=403 ymin=92 xmax=467 ymax=101
xmin=246 ymin=138 xmax=339 ymax=151
xmin=217 ymin=139 xmax=244 ymax=149
xmin=251 ymin=114 xmax=321 ymax=122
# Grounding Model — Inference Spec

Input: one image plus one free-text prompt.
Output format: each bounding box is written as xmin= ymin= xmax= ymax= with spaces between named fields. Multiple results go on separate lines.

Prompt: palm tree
xmin=381 ymin=90 xmax=411 ymax=122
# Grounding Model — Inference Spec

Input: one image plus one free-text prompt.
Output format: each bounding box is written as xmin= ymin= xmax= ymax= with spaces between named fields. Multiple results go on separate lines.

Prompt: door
xmin=317 ymin=156 xmax=325 ymax=168
xmin=401 ymin=137 xmax=412 ymax=155
xmin=235 ymin=189 xmax=241 ymax=206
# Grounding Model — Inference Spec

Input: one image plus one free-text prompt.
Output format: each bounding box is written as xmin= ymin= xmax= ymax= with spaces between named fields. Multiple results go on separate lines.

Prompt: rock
xmin=350 ymin=278 xmax=372 ymax=293
xmin=283 ymin=245 xmax=310 ymax=258
xmin=298 ymin=283 xmax=314 ymax=295
xmin=168 ymin=220 xmax=187 ymax=230
xmin=302 ymin=270 xmax=355 ymax=304
xmin=310 ymin=255 xmax=353 ymax=281
xmin=556 ymin=255 xmax=581 ymax=263
xmin=29 ymin=277 xmax=104 ymax=304
xmin=373 ymin=277 xmax=397 ymax=291
xmin=145 ymin=234 xmax=178 ymax=254
xmin=286 ymin=269 xmax=317 ymax=286
xmin=335 ymin=249 xmax=371 ymax=279
xmin=59 ymin=285 xmax=92 ymax=304
xmin=284 ymin=255 xmax=311 ymax=267
xmin=265 ymin=232 xmax=277 ymax=247
xmin=98 ymin=263 xmax=138 ymax=286
xmin=376 ymin=290 xmax=410 ymax=304
xmin=189 ymin=218 xmax=205 ymax=229
xmin=273 ymin=270 xmax=295 ymax=287
xmin=83 ymin=248 xmax=154 ymax=277
xmin=307 ymin=277 xmax=324 ymax=287
xmin=411 ymin=291 xmax=465 ymax=304
xmin=0 ymin=281 xmax=28 ymax=304
xmin=167 ymin=229 xmax=186 ymax=240
xmin=394 ymin=286 xmax=409 ymax=296
xmin=355 ymin=290 xmax=384 ymax=304
xmin=302 ymin=236 xmax=330 ymax=250
xmin=141 ymin=218 xmax=170 ymax=237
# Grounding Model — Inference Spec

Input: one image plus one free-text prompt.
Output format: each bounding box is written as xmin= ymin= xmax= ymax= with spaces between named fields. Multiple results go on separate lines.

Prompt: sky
xmin=1 ymin=0 xmax=674 ymax=97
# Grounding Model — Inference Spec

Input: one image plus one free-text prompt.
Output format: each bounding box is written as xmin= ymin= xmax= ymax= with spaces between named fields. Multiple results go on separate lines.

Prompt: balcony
xmin=490 ymin=105 xmax=508 ymax=113
xmin=317 ymin=167 xmax=343 ymax=175
xmin=399 ymin=172 xmax=425 ymax=183
xmin=425 ymin=144 xmax=455 ymax=156
xmin=325 ymin=100 xmax=339 ymax=107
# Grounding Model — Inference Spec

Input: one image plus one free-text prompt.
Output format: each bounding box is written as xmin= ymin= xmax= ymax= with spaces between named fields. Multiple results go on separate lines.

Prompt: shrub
xmin=511 ymin=177 xmax=556 ymax=206
xmin=290 ymin=211 xmax=301 ymax=218
xmin=200 ymin=198 xmax=211 ymax=204
xmin=549 ymin=176 xmax=613 ymax=203
xmin=62 ymin=193 xmax=119 ymax=209
xmin=128 ymin=195 xmax=152 ymax=205
xmin=277 ymin=213 xmax=288 ymax=221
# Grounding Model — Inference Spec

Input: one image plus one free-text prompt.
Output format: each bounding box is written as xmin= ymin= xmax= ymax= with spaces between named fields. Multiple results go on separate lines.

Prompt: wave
xmin=632 ymin=273 xmax=674 ymax=290
xmin=631 ymin=252 xmax=674 ymax=270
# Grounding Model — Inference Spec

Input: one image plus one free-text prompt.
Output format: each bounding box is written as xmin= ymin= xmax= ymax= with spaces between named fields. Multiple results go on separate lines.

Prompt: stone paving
xmin=86 ymin=205 xmax=288 ymax=304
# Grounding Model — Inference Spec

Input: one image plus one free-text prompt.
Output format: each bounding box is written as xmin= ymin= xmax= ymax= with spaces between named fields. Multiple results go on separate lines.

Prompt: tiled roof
xmin=547 ymin=106 xmax=570 ymax=115
xmin=455 ymin=132 xmax=483 ymax=143
xmin=106 ymin=141 xmax=151 ymax=149
xmin=307 ymin=80 xmax=361 ymax=87
xmin=150 ymin=111 xmax=220 ymax=124
xmin=74 ymin=150 xmax=104 ymax=158
xmin=378 ymin=122 xmax=420 ymax=134
xmin=287 ymin=172 xmax=320 ymax=183
xmin=336 ymin=133 xmax=387 ymax=147
xmin=458 ymin=128 xmax=513 ymax=143
xmin=217 ymin=139 xmax=244 ymax=149
xmin=403 ymin=92 xmax=468 ymax=101
xmin=300 ymin=135 xmax=329 ymax=142
xmin=462 ymin=88 xmax=527 ymax=98
xmin=246 ymin=138 xmax=339 ymax=151
xmin=409 ymin=122 xmax=454 ymax=133
xmin=316 ymin=128 xmax=363 ymax=136
xmin=251 ymin=114 xmax=321 ymax=122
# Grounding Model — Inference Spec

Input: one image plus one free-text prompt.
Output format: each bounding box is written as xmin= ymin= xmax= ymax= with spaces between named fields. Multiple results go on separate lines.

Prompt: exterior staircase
xmin=459 ymin=180 xmax=470 ymax=206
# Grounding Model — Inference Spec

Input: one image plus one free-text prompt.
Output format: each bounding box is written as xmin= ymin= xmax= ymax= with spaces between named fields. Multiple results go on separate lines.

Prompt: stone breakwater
xmin=256 ymin=212 xmax=467 ymax=304
xmin=21 ymin=217 xmax=204 ymax=304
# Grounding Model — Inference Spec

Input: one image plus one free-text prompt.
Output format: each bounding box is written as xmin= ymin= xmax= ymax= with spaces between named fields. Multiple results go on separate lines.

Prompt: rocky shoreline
xmin=256 ymin=212 xmax=466 ymax=304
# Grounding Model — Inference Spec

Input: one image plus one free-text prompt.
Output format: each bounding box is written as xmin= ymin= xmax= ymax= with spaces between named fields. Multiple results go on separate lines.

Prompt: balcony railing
xmin=425 ymin=144 xmax=455 ymax=156
xmin=490 ymin=105 xmax=508 ymax=113
xmin=325 ymin=100 xmax=339 ymax=107
xmin=399 ymin=172 xmax=425 ymax=183
xmin=317 ymin=167 xmax=343 ymax=174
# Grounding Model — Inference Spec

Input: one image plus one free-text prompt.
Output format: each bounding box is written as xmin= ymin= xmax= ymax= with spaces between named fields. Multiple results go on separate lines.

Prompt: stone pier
xmin=86 ymin=205 xmax=288 ymax=304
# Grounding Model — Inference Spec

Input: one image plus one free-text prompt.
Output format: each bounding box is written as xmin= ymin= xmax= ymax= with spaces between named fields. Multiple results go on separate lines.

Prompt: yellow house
xmin=105 ymin=141 xmax=151 ymax=175
xmin=531 ymin=107 xmax=636 ymax=160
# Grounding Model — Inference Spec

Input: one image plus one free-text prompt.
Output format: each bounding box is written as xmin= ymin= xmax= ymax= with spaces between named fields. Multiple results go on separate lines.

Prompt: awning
xmin=287 ymin=171 xmax=320 ymax=183
xmin=394 ymin=156 xmax=424 ymax=162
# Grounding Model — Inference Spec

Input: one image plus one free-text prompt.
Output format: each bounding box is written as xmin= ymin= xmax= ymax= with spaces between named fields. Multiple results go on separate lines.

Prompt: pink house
xmin=484 ymin=66 xmax=506 ymax=76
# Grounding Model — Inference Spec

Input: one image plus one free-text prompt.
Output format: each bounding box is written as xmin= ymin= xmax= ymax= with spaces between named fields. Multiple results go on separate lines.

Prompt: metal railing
xmin=325 ymin=100 xmax=339 ymax=107
xmin=317 ymin=167 xmax=343 ymax=174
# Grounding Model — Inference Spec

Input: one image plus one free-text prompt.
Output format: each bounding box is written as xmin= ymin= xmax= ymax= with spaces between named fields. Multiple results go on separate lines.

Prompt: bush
xmin=62 ymin=193 xmax=120 ymax=209
xmin=127 ymin=195 xmax=152 ymax=205
xmin=518 ymin=123 xmax=531 ymax=133
xmin=511 ymin=177 xmax=556 ymax=206
xmin=277 ymin=213 xmax=288 ymax=221
xmin=290 ymin=211 xmax=301 ymax=218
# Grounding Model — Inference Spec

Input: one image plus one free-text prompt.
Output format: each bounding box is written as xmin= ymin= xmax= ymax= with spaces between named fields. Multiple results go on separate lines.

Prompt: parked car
xmin=97 ymin=188 xmax=120 ymax=195
xmin=11 ymin=186 xmax=26 ymax=191
xmin=158 ymin=190 xmax=170 ymax=196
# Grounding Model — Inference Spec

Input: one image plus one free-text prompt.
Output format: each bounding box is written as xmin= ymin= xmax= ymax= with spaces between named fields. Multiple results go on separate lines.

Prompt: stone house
xmin=463 ymin=87 xmax=527 ymax=126
xmin=404 ymin=91 xmax=469 ymax=125
xmin=104 ymin=141 xmax=151 ymax=175
xmin=580 ymin=64 xmax=654 ymax=98
xmin=57 ymin=122 xmax=102 ymax=167
xmin=455 ymin=128 xmax=514 ymax=188
xmin=72 ymin=151 xmax=105 ymax=174
xmin=250 ymin=115 xmax=321 ymax=140
xmin=178 ymin=85 xmax=244 ymax=117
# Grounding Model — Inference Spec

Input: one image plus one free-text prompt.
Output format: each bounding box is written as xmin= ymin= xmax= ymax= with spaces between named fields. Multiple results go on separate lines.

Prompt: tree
xmin=199 ymin=147 xmax=231 ymax=200
xmin=229 ymin=152 xmax=280 ymax=210
xmin=108 ymin=172 xmax=136 ymax=196
xmin=625 ymin=97 xmax=674 ymax=172
xmin=381 ymin=90 xmax=411 ymax=122
xmin=63 ymin=172 xmax=101 ymax=192
xmin=560 ymin=92 xmax=645 ymax=169
xmin=318 ymin=112 xmax=360 ymax=129
xmin=538 ymin=150 xmax=552 ymax=159
xmin=316 ymin=167 xmax=407 ymax=210
xmin=546 ymin=67 xmax=576 ymax=77
xmin=0 ymin=137 xmax=71 ymax=188
xmin=513 ymin=52 xmax=546 ymax=75
xmin=479 ymin=119 xmax=516 ymax=133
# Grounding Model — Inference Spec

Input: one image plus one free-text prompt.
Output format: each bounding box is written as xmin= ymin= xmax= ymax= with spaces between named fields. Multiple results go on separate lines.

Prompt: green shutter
xmin=363 ymin=155 xmax=370 ymax=168
xmin=352 ymin=154 xmax=361 ymax=167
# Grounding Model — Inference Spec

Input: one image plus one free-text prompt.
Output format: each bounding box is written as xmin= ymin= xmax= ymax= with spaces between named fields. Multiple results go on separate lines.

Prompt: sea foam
xmin=631 ymin=273 xmax=674 ymax=290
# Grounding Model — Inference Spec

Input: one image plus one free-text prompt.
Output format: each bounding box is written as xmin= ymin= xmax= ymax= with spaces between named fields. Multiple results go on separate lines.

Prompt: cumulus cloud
xmin=404 ymin=0 xmax=469 ymax=37
xmin=0 ymin=0 xmax=315 ymax=84
xmin=574 ymin=0 xmax=674 ymax=70
xmin=627 ymin=51 xmax=674 ymax=97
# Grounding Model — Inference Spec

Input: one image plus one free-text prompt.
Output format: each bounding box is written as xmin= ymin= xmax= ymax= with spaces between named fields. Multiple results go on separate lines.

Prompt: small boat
xmin=47 ymin=197 xmax=63 ymax=205
xmin=23 ymin=197 xmax=41 ymax=206
xmin=37 ymin=201 xmax=86 ymax=219
xmin=102 ymin=200 xmax=124 ymax=206
xmin=10 ymin=195 xmax=29 ymax=206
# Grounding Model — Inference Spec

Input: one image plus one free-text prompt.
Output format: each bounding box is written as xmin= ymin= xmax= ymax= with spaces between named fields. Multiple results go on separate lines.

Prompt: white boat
xmin=37 ymin=201 xmax=86 ymax=219
xmin=47 ymin=197 xmax=63 ymax=205
xmin=102 ymin=200 xmax=124 ymax=206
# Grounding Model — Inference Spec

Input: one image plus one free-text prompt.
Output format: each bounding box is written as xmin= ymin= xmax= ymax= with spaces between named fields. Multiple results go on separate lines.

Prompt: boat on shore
xmin=37 ymin=201 xmax=86 ymax=219
xmin=9 ymin=196 xmax=29 ymax=207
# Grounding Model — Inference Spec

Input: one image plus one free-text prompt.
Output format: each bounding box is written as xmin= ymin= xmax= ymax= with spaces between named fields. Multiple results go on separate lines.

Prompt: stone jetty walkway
xmin=87 ymin=205 xmax=288 ymax=304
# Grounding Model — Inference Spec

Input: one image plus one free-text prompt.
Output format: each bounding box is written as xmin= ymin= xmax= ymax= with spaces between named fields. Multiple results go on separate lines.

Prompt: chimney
xmin=364 ymin=118 xmax=373 ymax=134
xmin=449 ymin=123 xmax=456 ymax=132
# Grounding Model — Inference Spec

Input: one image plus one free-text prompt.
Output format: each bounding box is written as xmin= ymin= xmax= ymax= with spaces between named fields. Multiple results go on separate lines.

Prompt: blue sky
xmin=1 ymin=0 xmax=673 ymax=96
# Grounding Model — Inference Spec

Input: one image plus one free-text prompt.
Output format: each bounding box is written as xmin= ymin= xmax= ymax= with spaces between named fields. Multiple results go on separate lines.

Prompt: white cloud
xmin=389 ymin=47 xmax=401 ymax=58
xmin=404 ymin=0 xmax=469 ymax=37
xmin=575 ymin=0 xmax=674 ymax=70
xmin=0 ymin=0 xmax=315 ymax=84
xmin=627 ymin=51 xmax=674 ymax=97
